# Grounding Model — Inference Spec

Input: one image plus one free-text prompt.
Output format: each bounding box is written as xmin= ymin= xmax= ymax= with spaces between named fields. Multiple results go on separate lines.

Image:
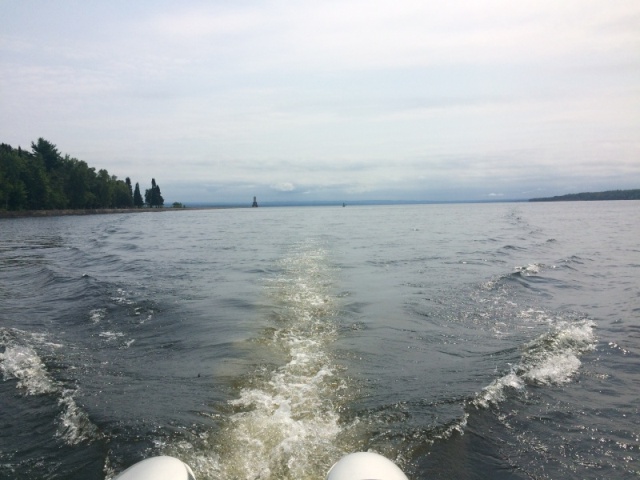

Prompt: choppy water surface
xmin=1 ymin=202 xmax=638 ymax=479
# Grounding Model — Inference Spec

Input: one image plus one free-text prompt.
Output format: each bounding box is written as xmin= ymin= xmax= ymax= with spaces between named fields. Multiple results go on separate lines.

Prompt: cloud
xmin=1 ymin=0 xmax=639 ymax=202
xmin=271 ymin=182 xmax=296 ymax=192
xmin=141 ymin=1 xmax=640 ymax=73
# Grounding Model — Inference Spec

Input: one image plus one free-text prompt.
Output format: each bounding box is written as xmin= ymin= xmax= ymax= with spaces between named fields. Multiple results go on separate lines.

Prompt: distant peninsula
xmin=530 ymin=189 xmax=640 ymax=202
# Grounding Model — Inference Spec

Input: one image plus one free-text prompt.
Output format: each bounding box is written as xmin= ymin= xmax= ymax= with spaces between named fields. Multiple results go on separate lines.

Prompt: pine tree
xmin=125 ymin=177 xmax=133 ymax=201
xmin=144 ymin=183 xmax=152 ymax=207
xmin=133 ymin=182 xmax=144 ymax=207
xmin=152 ymin=181 xmax=164 ymax=208
xmin=145 ymin=178 xmax=164 ymax=208
xmin=31 ymin=138 xmax=61 ymax=171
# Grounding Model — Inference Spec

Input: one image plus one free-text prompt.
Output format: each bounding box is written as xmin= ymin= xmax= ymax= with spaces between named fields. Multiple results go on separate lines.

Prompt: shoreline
xmin=0 ymin=206 xmax=237 ymax=219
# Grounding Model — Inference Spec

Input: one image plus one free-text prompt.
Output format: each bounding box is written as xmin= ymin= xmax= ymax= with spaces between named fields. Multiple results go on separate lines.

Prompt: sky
xmin=1 ymin=0 xmax=639 ymax=204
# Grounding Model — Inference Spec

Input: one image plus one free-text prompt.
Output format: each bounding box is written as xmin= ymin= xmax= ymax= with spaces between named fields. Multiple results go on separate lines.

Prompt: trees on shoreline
xmin=529 ymin=189 xmax=640 ymax=202
xmin=0 ymin=138 xmax=164 ymax=211
xmin=144 ymin=178 xmax=164 ymax=208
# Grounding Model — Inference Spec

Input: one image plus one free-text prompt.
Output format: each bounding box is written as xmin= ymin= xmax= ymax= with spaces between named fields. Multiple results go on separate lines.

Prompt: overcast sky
xmin=2 ymin=1 xmax=639 ymax=203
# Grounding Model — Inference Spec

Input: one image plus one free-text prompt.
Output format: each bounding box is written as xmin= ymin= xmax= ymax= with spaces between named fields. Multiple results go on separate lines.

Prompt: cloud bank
xmin=1 ymin=0 xmax=639 ymax=202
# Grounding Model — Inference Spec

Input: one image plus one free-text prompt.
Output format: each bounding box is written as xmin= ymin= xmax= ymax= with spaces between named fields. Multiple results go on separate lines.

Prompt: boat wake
xmin=0 ymin=328 xmax=101 ymax=446
xmin=472 ymin=319 xmax=596 ymax=409
xmin=161 ymin=241 xmax=354 ymax=480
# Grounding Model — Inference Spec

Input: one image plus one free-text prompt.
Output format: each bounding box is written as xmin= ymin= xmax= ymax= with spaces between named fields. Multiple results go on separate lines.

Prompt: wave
xmin=513 ymin=263 xmax=542 ymax=276
xmin=326 ymin=315 xmax=595 ymax=473
xmin=479 ymin=263 xmax=546 ymax=292
xmin=57 ymin=388 xmax=102 ymax=445
xmin=471 ymin=319 xmax=595 ymax=409
xmin=0 ymin=339 xmax=58 ymax=395
xmin=0 ymin=328 xmax=102 ymax=446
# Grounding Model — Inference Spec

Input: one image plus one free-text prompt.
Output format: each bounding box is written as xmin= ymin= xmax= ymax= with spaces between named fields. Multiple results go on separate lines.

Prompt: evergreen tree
xmin=153 ymin=181 xmax=164 ymax=208
xmin=31 ymin=138 xmax=61 ymax=171
xmin=66 ymin=159 xmax=93 ymax=208
xmin=145 ymin=178 xmax=164 ymax=208
xmin=133 ymin=182 xmax=144 ymax=207
xmin=0 ymin=144 xmax=28 ymax=209
xmin=144 ymin=184 xmax=152 ymax=207
xmin=23 ymin=157 xmax=51 ymax=209
xmin=112 ymin=179 xmax=133 ymax=208
xmin=0 ymin=139 xmax=163 ymax=211
xmin=125 ymin=177 xmax=133 ymax=201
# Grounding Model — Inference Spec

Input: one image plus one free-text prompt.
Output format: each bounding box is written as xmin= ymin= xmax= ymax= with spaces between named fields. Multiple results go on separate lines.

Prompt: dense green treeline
xmin=0 ymin=138 xmax=164 ymax=211
xmin=529 ymin=189 xmax=640 ymax=202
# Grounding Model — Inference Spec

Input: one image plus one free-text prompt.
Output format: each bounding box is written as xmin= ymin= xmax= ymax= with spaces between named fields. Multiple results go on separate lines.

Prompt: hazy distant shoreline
xmin=0 ymin=206 xmax=238 ymax=219
xmin=529 ymin=188 xmax=640 ymax=202
xmin=4 ymin=190 xmax=638 ymax=218
xmin=0 ymin=201 xmax=525 ymax=218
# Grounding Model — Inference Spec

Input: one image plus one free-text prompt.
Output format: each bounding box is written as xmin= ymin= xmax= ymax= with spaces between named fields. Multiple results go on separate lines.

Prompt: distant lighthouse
xmin=252 ymin=196 xmax=259 ymax=207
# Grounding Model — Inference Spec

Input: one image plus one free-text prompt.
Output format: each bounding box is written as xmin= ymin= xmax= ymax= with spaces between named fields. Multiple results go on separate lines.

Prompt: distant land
xmin=529 ymin=189 xmax=640 ymax=202
xmin=188 ymin=199 xmax=529 ymax=208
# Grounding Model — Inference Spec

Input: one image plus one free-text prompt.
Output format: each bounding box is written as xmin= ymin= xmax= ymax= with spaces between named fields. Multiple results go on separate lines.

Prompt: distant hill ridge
xmin=529 ymin=189 xmax=640 ymax=202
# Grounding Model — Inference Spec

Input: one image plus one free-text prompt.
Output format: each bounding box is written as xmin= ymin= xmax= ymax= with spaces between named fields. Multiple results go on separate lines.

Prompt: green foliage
xmin=0 ymin=144 xmax=28 ymax=210
xmin=0 ymin=138 xmax=142 ymax=211
xmin=133 ymin=182 xmax=144 ymax=207
xmin=31 ymin=138 xmax=61 ymax=171
xmin=144 ymin=178 xmax=164 ymax=208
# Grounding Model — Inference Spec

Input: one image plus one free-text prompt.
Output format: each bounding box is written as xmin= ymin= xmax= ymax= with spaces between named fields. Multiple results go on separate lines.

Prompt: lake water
xmin=1 ymin=202 xmax=638 ymax=479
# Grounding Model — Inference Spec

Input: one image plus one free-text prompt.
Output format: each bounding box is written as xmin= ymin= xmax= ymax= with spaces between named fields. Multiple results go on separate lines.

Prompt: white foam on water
xmin=517 ymin=308 xmax=551 ymax=322
xmin=112 ymin=288 xmax=134 ymax=305
xmin=220 ymin=246 xmax=345 ymax=479
xmin=164 ymin=244 xmax=349 ymax=480
xmin=433 ymin=413 xmax=470 ymax=441
xmin=99 ymin=331 xmax=124 ymax=341
xmin=520 ymin=321 xmax=595 ymax=385
xmin=98 ymin=331 xmax=134 ymax=349
xmin=474 ymin=372 xmax=525 ymax=409
xmin=515 ymin=264 xmax=541 ymax=275
xmin=90 ymin=308 xmax=106 ymax=323
xmin=0 ymin=343 xmax=57 ymax=395
xmin=522 ymin=352 xmax=581 ymax=385
xmin=472 ymin=319 xmax=596 ymax=409
xmin=30 ymin=331 xmax=64 ymax=349
xmin=0 ymin=329 xmax=101 ymax=445
xmin=103 ymin=455 xmax=117 ymax=480
xmin=56 ymin=389 xmax=102 ymax=445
